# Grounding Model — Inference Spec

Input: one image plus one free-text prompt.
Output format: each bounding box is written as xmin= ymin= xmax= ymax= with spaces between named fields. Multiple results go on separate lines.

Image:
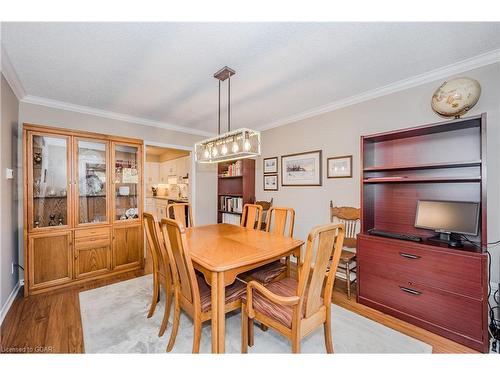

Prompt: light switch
xmin=5 ymin=168 xmax=14 ymax=180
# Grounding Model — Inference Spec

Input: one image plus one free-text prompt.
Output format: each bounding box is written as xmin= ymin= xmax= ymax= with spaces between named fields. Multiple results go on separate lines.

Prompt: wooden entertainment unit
xmin=357 ymin=114 xmax=489 ymax=352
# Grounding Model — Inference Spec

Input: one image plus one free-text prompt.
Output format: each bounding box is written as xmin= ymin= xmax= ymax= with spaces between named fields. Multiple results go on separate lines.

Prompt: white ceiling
xmin=2 ymin=22 xmax=500 ymax=135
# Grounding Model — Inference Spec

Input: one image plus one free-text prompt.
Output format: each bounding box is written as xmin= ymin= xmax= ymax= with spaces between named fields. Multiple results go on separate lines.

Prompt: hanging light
xmin=195 ymin=66 xmax=261 ymax=163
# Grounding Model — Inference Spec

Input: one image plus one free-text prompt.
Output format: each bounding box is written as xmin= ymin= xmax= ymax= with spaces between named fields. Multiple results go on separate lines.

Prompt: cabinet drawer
xmin=359 ymin=271 xmax=483 ymax=342
xmin=357 ymin=235 xmax=483 ymax=298
xmin=75 ymin=227 xmax=111 ymax=240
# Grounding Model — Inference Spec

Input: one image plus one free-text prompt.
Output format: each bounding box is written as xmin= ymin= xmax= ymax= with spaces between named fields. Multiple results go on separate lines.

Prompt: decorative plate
xmin=125 ymin=207 xmax=138 ymax=219
xmin=431 ymin=77 xmax=481 ymax=117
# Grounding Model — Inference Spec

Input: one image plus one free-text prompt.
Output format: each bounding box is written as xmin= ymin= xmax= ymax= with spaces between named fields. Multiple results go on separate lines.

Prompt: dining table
xmin=185 ymin=223 xmax=304 ymax=353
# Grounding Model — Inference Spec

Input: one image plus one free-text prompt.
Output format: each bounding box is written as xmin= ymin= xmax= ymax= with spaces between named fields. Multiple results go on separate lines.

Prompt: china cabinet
xmin=23 ymin=123 xmax=144 ymax=296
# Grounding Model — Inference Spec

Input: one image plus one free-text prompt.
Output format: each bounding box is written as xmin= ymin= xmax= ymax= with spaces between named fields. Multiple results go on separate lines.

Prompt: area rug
xmin=79 ymin=275 xmax=432 ymax=353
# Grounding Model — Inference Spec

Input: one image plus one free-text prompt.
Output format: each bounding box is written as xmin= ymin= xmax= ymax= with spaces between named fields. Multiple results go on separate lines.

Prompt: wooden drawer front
xmin=75 ymin=227 xmax=111 ymax=240
xmin=357 ymin=236 xmax=483 ymax=298
xmin=359 ymin=271 xmax=483 ymax=342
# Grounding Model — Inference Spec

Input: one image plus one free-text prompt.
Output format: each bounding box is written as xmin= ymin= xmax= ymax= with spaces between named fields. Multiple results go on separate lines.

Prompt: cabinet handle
xmin=399 ymin=286 xmax=422 ymax=296
xmin=399 ymin=252 xmax=420 ymax=260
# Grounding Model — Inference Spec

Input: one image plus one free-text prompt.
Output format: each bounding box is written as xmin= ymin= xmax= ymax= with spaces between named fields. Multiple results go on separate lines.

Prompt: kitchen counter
xmin=146 ymin=196 xmax=189 ymax=203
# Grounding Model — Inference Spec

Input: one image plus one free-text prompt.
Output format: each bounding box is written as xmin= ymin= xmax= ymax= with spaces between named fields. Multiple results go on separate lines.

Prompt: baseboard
xmin=0 ymin=280 xmax=22 ymax=327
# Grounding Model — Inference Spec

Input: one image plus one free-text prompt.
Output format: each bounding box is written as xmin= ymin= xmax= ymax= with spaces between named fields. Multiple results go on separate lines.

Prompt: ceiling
xmin=2 ymin=22 xmax=500 ymax=135
xmin=146 ymin=146 xmax=189 ymax=162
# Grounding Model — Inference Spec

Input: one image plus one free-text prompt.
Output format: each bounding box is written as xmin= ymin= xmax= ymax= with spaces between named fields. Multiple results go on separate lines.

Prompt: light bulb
xmin=221 ymin=144 xmax=228 ymax=155
xmin=212 ymin=147 xmax=218 ymax=157
xmin=203 ymin=149 xmax=210 ymax=159
xmin=244 ymin=139 xmax=251 ymax=151
xmin=232 ymin=142 xmax=239 ymax=153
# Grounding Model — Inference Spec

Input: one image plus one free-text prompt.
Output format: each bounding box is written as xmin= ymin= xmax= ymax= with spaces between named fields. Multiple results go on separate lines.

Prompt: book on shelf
xmin=222 ymin=212 xmax=241 ymax=225
xmin=218 ymin=160 xmax=243 ymax=177
xmin=219 ymin=195 xmax=243 ymax=213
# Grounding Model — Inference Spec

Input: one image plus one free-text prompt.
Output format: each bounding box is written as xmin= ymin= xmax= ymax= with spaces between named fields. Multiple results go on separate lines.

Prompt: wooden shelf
xmin=218 ymin=175 xmax=243 ymax=179
xmin=363 ymin=176 xmax=481 ymax=183
xmin=218 ymin=210 xmax=242 ymax=215
xmin=218 ymin=193 xmax=242 ymax=197
xmin=363 ymin=160 xmax=481 ymax=172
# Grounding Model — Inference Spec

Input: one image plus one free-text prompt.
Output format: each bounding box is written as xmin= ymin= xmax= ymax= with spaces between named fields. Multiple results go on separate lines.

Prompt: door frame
xmin=142 ymin=141 xmax=196 ymax=222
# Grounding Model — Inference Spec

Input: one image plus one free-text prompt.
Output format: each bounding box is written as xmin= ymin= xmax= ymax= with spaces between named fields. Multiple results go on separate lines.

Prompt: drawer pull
xmin=399 ymin=252 xmax=420 ymax=260
xmin=399 ymin=286 xmax=422 ymax=296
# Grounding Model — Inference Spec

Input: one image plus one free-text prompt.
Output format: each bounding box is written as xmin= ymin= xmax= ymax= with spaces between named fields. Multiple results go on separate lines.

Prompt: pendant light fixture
xmin=195 ymin=66 xmax=261 ymax=163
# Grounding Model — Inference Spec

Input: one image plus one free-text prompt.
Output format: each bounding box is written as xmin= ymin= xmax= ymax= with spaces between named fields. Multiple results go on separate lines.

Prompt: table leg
xmin=210 ymin=271 xmax=218 ymax=353
xmin=216 ymin=272 xmax=225 ymax=353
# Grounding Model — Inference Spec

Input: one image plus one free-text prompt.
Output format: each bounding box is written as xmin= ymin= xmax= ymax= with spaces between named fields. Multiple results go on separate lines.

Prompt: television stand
xmin=427 ymin=232 xmax=464 ymax=248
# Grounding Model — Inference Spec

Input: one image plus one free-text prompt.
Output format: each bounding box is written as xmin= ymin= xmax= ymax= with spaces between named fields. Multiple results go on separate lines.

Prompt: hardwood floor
xmin=1 ymin=263 xmax=478 ymax=353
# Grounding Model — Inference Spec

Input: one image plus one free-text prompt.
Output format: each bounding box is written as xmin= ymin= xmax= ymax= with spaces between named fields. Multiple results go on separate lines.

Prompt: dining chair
xmin=255 ymin=198 xmax=273 ymax=230
xmin=241 ymin=222 xmax=345 ymax=353
xmin=240 ymin=203 xmax=263 ymax=230
xmin=159 ymin=217 xmax=247 ymax=353
xmin=330 ymin=202 xmax=360 ymax=299
xmin=167 ymin=202 xmax=194 ymax=228
xmin=243 ymin=207 xmax=295 ymax=285
xmin=143 ymin=212 xmax=173 ymax=337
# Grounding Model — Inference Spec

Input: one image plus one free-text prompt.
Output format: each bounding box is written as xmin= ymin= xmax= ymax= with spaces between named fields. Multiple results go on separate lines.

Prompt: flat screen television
xmin=415 ymin=200 xmax=480 ymax=247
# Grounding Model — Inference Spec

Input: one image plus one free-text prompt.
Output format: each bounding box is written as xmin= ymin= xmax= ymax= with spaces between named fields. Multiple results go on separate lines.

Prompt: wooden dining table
xmin=185 ymin=223 xmax=304 ymax=354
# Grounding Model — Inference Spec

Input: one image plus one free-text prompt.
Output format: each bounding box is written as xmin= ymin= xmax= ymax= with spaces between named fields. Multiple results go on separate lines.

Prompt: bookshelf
xmin=217 ymin=158 xmax=255 ymax=224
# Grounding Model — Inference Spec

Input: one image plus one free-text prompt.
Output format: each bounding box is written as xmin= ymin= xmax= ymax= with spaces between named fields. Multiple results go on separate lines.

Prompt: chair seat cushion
xmin=243 ymin=277 xmax=321 ymax=328
xmin=243 ymin=260 xmax=287 ymax=284
xmin=197 ymin=274 xmax=246 ymax=312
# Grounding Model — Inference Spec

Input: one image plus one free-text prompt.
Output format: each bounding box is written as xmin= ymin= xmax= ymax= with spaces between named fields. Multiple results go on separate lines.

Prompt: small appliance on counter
xmin=151 ymin=186 xmax=158 ymax=197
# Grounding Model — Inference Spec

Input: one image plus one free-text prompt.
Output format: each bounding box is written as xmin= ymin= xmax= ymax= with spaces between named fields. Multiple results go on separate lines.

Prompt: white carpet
xmin=79 ymin=275 xmax=432 ymax=353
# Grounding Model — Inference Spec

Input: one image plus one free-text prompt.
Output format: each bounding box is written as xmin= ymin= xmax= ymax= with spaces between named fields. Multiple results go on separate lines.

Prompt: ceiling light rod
xmin=214 ymin=66 xmax=235 ymax=134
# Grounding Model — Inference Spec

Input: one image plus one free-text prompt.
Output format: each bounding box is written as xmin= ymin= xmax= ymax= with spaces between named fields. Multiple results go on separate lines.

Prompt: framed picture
xmin=263 ymin=157 xmax=278 ymax=174
xmin=281 ymin=150 xmax=322 ymax=186
xmin=327 ymin=155 xmax=353 ymax=178
xmin=263 ymin=174 xmax=278 ymax=191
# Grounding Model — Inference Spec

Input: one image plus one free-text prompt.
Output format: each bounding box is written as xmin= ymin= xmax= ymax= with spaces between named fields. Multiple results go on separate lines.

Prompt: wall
xmin=17 ymin=102 xmax=218 ymax=279
xmin=0 ymin=73 xmax=20 ymax=320
xmin=256 ymin=62 xmax=500 ymax=285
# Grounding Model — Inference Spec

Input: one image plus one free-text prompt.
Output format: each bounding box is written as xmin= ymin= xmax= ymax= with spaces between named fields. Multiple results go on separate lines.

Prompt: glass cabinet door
xmin=76 ymin=139 xmax=109 ymax=225
xmin=30 ymin=133 xmax=71 ymax=230
xmin=113 ymin=143 xmax=141 ymax=222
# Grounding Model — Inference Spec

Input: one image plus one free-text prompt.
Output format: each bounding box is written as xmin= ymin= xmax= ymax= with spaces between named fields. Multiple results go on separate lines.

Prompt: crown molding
xmin=1 ymin=44 xmax=26 ymax=100
xmin=21 ymin=95 xmax=214 ymax=137
xmin=257 ymin=48 xmax=500 ymax=132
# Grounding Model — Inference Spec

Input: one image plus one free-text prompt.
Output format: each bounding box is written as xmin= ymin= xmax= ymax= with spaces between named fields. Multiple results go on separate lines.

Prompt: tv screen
xmin=415 ymin=200 xmax=480 ymax=236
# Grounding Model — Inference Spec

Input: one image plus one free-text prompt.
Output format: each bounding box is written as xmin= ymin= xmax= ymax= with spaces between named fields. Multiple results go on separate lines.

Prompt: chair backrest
xmin=240 ymin=204 xmax=263 ymax=230
xmin=159 ymin=218 xmax=201 ymax=310
xmin=330 ymin=202 xmax=360 ymax=247
xmin=265 ymin=207 xmax=295 ymax=238
xmin=297 ymin=223 xmax=345 ymax=319
xmin=143 ymin=212 xmax=170 ymax=279
xmin=167 ymin=202 xmax=194 ymax=228
xmin=255 ymin=198 xmax=273 ymax=226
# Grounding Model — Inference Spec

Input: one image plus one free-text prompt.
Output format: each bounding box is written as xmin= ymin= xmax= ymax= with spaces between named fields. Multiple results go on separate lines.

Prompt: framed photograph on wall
xmin=263 ymin=157 xmax=278 ymax=174
xmin=263 ymin=174 xmax=278 ymax=191
xmin=281 ymin=150 xmax=322 ymax=186
xmin=327 ymin=155 xmax=353 ymax=178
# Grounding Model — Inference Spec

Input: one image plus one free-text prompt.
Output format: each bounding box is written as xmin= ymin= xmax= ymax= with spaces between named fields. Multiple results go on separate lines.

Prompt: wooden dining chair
xmin=159 ymin=217 xmax=247 ymax=353
xmin=241 ymin=222 xmax=345 ymax=353
xmin=143 ymin=212 xmax=173 ymax=337
xmin=240 ymin=204 xmax=263 ymax=230
xmin=243 ymin=207 xmax=296 ymax=285
xmin=255 ymin=198 xmax=273 ymax=230
xmin=167 ymin=202 xmax=194 ymax=228
xmin=330 ymin=202 xmax=360 ymax=299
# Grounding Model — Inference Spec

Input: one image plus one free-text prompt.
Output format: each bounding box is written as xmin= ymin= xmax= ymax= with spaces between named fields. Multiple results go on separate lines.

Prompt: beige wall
xmin=1 ymin=74 xmax=20 ymax=314
xmin=256 ymin=62 xmax=500 ymax=285
xmin=17 ymin=102 xmax=218 ymax=279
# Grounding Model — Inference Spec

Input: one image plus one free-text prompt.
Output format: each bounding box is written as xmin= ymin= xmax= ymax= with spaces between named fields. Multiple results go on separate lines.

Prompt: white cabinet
xmin=145 ymin=162 xmax=160 ymax=184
